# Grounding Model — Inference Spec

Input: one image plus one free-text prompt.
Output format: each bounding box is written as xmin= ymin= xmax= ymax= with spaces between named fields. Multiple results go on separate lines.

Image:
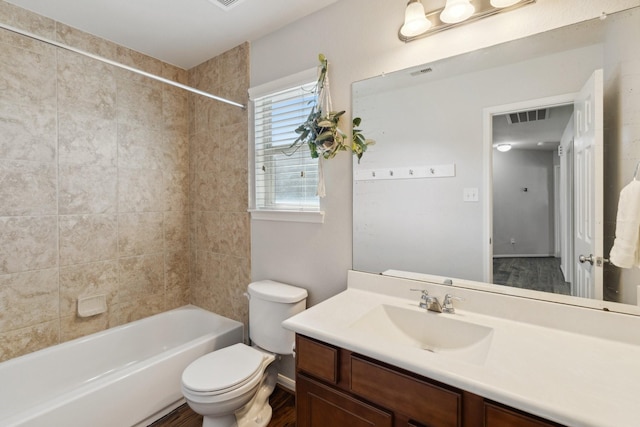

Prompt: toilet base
xmin=236 ymin=362 xmax=278 ymax=427
xmin=202 ymin=414 xmax=237 ymax=427
xmin=236 ymin=403 xmax=272 ymax=427
xmin=198 ymin=359 xmax=278 ymax=427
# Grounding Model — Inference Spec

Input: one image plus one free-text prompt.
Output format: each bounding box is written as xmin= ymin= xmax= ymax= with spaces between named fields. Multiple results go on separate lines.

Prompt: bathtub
xmin=0 ymin=305 xmax=243 ymax=427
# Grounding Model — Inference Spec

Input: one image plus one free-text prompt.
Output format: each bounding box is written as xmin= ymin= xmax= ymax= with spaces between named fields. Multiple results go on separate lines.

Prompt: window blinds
xmin=251 ymin=77 xmax=319 ymax=211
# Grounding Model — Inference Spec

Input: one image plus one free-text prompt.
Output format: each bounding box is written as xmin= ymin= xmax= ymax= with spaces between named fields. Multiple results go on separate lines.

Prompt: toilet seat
xmin=182 ymin=344 xmax=266 ymax=397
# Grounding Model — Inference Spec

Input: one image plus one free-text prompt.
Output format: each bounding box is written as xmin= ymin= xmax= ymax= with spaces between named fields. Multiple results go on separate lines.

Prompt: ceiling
xmin=5 ymin=0 xmax=339 ymax=69
xmin=492 ymin=104 xmax=574 ymax=151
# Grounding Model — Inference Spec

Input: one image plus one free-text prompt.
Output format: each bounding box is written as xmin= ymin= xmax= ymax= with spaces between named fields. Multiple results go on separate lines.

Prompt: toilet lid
xmin=182 ymin=344 xmax=264 ymax=393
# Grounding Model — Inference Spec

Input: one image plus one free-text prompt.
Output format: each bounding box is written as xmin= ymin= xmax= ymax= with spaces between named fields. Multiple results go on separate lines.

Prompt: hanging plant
xmin=287 ymin=54 xmax=374 ymax=163
xmin=352 ymin=117 xmax=374 ymax=163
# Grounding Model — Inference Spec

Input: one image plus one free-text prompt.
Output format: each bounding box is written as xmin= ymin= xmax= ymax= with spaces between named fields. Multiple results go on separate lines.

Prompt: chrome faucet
xmin=423 ymin=295 xmax=443 ymax=312
xmin=411 ymin=290 xmax=464 ymax=313
xmin=410 ymin=289 xmax=443 ymax=312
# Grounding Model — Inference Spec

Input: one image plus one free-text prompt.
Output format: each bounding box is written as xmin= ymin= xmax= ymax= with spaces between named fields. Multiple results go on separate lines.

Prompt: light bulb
xmin=400 ymin=1 xmax=432 ymax=38
xmin=440 ymin=0 xmax=475 ymax=24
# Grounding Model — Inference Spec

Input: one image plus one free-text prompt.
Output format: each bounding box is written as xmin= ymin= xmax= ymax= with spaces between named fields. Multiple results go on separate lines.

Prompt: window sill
xmin=249 ymin=209 xmax=325 ymax=224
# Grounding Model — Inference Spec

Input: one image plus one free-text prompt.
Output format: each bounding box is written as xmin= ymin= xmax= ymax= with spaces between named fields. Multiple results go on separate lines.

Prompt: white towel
xmin=610 ymin=179 xmax=640 ymax=268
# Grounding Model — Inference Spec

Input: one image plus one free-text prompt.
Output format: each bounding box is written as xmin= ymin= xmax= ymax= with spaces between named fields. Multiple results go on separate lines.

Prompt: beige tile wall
xmin=188 ymin=43 xmax=251 ymax=328
xmin=0 ymin=1 xmax=199 ymax=361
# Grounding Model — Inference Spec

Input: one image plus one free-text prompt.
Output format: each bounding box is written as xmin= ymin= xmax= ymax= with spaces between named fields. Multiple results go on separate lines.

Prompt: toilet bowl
xmin=181 ymin=281 xmax=307 ymax=427
xmin=182 ymin=343 xmax=276 ymax=427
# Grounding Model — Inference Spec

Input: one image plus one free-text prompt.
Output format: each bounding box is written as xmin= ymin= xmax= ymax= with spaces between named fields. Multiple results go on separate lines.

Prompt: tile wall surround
xmin=188 ymin=43 xmax=251 ymax=328
xmin=0 ymin=0 xmax=250 ymax=361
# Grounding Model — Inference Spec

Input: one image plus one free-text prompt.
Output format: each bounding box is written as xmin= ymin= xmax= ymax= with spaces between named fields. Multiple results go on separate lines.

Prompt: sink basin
xmin=348 ymin=304 xmax=493 ymax=364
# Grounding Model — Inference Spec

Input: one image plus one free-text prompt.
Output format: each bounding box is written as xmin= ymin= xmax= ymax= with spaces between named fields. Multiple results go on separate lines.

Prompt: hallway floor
xmin=493 ymin=256 xmax=571 ymax=295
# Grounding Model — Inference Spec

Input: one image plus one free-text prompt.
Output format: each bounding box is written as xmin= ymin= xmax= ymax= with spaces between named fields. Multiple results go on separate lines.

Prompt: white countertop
xmin=283 ymin=271 xmax=640 ymax=427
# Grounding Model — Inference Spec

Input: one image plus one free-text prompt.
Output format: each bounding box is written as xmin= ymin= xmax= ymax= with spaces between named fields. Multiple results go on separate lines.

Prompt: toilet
xmin=181 ymin=280 xmax=307 ymax=427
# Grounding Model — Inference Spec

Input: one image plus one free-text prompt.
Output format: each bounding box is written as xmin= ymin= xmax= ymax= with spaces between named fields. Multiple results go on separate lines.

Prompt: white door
xmin=573 ymin=69 xmax=604 ymax=299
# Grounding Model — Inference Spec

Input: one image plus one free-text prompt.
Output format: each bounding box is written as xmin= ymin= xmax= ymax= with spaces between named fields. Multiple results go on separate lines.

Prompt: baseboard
xmin=493 ymin=254 xmax=555 ymax=258
xmin=277 ymin=373 xmax=295 ymax=392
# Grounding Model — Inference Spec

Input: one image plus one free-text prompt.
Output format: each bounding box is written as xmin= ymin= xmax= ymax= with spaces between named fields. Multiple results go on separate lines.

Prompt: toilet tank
xmin=248 ymin=280 xmax=307 ymax=355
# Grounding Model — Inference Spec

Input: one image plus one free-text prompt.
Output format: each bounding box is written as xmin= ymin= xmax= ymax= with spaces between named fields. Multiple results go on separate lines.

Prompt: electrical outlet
xmin=463 ymin=187 xmax=479 ymax=202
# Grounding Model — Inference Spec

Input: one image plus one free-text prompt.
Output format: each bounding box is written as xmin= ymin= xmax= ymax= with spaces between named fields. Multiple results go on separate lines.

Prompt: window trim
xmin=248 ymin=68 xmax=325 ymax=223
xmin=248 ymin=209 xmax=325 ymax=224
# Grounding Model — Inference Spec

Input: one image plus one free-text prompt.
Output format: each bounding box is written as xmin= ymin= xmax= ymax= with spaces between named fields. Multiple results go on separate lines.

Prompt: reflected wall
xmin=353 ymin=8 xmax=640 ymax=305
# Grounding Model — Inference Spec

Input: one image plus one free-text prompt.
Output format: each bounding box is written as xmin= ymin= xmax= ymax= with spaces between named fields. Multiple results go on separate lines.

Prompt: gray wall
xmin=249 ymin=0 xmax=639 ymax=382
xmin=250 ymin=0 xmax=640 ymax=306
xmin=352 ymin=45 xmax=601 ymax=281
xmin=602 ymin=5 xmax=640 ymax=303
xmin=493 ymin=149 xmax=555 ymax=257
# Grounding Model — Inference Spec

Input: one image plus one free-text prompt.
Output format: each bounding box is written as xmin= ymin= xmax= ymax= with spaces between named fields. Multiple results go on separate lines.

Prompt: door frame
xmin=573 ymin=69 xmax=604 ymax=300
xmin=482 ymin=93 xmax=578 ymax=283
xmin=554 ymin=164 xmax=561 ymax=258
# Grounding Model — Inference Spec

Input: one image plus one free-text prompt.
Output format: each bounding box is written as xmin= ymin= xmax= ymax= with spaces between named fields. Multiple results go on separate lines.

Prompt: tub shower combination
xmin=0 ymin=306 xmax=243 ymax=427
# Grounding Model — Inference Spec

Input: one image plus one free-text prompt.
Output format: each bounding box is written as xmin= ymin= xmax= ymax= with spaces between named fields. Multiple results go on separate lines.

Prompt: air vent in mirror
xmin=208 ymin=0 xmax=245 ymax=10
xmin=507 ymin=108 xmax=549 ymax=124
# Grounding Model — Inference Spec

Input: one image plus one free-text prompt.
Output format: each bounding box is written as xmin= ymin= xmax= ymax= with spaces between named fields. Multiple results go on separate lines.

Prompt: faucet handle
xmin=410 ymin=288 xmax=429 ymax=297
xmin=410 ymin=289 xmax=429 ymax=308
xmin=442 ymin=294 xmax=464 ymax=314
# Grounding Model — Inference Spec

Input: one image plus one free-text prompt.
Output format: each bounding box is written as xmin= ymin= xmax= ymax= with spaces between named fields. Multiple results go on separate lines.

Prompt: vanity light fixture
xmin=401 ymin=0 xmax=433 ymax=38
xmin=490 ymin=0 xmax=523 ymax=7
xmin=496 ymin=143 xmax=512 ymax=152
xmin=440 ymin=0 xmax=475 ymax=24
xmin=398 ymin=0 xmax=535 ymax=42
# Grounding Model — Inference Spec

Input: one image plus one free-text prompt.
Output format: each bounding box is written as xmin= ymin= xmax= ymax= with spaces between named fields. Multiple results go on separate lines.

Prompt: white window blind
xmin=251 ymin=72 xmax=320 ymax=213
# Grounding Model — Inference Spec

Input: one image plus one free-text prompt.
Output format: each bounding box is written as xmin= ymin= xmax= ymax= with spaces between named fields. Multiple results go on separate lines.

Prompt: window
xmin=249 ymin=69 xmax=324 ymax=222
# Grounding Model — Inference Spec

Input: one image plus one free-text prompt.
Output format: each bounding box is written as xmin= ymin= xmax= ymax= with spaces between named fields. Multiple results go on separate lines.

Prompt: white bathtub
xmin=0 ymin=305 xmax=243 ymax=427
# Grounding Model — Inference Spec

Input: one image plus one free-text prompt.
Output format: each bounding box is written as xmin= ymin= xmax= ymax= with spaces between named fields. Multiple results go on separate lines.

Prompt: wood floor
xmin=493 ymin=256 xmax=571 ymax=295
xmin=149 ymin=385 xmax=296 ymax=427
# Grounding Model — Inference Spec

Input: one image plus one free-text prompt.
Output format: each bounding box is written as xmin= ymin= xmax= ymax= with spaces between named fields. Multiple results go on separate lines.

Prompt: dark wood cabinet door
xmin=297 ymin=375 xmax=393 ymax=427
xmin=296 ymin=334 xmax=339 ymax=384
xmin=350 ymin=356 xmax=461 ymax=427
xmin=295 ymin=334 xmax=563 ymax=427
xmin=485 ymin=402 xmax=563 ymax=427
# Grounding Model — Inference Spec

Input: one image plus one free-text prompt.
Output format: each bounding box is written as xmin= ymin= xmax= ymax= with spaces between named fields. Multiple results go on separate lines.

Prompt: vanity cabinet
xmin=295 ymin=334 xmax=563 ymax=427
xmin=297 ymin=376 xmax=393 ymax=427
xmin=483 ymin=402 xmax=561 ymax=427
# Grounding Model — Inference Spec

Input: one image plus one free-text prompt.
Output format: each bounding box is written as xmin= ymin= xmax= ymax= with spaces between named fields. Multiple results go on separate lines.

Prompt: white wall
xmin=602 ymin=5 xmax=640 ymax=303
xmin=250 ymin=0 xmax=640 ymax=306
xmin=351 ymin=44 xmax=601 ymax=280
xmin=493 ymin=149 xmax=555 ymax=257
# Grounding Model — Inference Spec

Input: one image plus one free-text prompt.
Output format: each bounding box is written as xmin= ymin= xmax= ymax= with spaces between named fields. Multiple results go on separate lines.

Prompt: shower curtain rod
xmin=0 ymin=22 xmax=246 ymax=109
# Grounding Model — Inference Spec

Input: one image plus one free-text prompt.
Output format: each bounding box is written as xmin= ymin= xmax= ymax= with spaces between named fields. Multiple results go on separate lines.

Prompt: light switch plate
xmin=463 ymin=187 xmax=479 ymax=202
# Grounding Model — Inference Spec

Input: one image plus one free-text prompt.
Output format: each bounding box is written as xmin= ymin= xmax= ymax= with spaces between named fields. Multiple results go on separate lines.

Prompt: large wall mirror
xmin=352 ymin=7 xmax=640 ymax=313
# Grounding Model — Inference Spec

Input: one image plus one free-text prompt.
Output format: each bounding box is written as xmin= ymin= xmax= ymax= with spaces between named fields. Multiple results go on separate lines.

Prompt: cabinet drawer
xmin=485 ymin=402 xmax=563 ymax=427
xmin=296 ymin=335 xmax=338 ymax=384
xmin=351 ymin=356 xmax=461 ymax=427
xmin=297 ymin=375 xmax=392 ymax=427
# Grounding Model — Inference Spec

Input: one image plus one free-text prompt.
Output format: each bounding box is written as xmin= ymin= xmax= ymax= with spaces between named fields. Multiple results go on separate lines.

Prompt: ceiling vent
xmin=208 ymin=0 xmax=245 ymax=11
xmin=410 ymin=67 xmax=433 ymax=77
xmin=506 ymin=108 xmax=549 ymax=124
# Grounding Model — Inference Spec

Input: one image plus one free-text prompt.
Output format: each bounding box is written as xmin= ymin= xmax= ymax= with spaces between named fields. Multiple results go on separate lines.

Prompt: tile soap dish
xmin=77 ymin=294 xmax=107 ymax=317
